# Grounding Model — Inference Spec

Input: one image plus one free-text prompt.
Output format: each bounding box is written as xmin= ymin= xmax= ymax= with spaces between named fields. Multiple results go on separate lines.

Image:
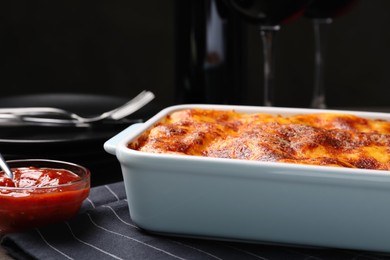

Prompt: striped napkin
xmin=2 ymin=181 xmax=390 ymax=260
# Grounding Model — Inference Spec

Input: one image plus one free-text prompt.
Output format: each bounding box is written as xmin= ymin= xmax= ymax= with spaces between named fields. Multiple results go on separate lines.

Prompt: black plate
xmin=0 ymin=93 xmax=156 ymax=143
xmin=0 ymin=93 xmax=158 ymax=186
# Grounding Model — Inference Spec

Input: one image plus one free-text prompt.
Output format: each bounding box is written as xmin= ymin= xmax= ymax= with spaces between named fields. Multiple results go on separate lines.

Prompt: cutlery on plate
xmin=0 ymin=90 xmax=154 ymax=127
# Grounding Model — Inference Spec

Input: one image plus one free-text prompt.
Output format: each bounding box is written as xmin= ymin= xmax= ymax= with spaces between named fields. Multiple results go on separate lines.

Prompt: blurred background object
xmin=221 ymin=0 xmax=313 ymax=107
xmin=0 ymin=0 xmax=390 ymax=109
xmin=304 ymin=0 xmax=360 ymax=109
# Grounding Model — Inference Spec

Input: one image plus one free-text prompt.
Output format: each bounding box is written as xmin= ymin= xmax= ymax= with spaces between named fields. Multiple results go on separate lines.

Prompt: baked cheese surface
xmin=129 ymin=109 xmax=390 ymax=170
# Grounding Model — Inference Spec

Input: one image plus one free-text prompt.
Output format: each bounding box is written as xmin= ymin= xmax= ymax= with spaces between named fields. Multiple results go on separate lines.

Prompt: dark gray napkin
xmin=2 ymin=182 xmax=390 ymax=260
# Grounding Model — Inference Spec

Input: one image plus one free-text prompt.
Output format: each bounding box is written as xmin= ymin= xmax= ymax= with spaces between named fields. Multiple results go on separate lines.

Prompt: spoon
xmin=0 ymin=90 xmax=155 ymax=127
xmin=0 ymin=153 xmax=13 ymax=180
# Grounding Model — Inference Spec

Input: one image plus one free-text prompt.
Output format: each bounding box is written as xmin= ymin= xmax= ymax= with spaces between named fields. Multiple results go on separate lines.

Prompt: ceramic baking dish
xmin=104 ymin=104 xmax=390 ymax=252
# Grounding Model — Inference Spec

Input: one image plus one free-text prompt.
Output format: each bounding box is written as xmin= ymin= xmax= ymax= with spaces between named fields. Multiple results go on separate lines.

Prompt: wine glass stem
xmin=311 ymin=18 xmax=332 ymax=109
xmin=260 ymin=25 xmax=280 ymax=107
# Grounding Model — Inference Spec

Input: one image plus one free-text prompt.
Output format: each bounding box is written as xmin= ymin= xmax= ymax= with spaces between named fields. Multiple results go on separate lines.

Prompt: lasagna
xmin=128 ymin=109 xmax=390 ymax=170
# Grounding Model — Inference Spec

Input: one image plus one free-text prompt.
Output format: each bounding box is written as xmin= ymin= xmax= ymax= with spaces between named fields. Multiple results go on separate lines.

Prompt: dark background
xmin=0 ymin=0 xmax=389 ymax=110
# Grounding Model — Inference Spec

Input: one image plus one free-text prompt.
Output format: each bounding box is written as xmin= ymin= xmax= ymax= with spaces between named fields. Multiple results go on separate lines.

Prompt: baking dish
xmin=104 ymin=104 xmax=390 ymax=252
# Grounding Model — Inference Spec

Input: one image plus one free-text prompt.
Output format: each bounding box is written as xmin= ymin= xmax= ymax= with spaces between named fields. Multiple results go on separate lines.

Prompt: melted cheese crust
xmin=129 ymin=109 xmax=390 ymax=170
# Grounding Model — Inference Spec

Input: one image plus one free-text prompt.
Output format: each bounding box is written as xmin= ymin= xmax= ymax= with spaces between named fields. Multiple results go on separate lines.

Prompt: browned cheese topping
xmin=128 ymin=109 xmax=390 ymax=170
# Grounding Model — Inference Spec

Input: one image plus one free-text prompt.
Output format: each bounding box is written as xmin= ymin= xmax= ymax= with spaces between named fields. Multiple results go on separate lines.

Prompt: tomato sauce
xmin=0 ymin=166 xmax=90 ymax=234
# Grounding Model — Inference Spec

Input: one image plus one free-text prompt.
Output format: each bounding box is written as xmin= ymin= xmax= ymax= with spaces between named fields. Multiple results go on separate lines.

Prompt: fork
xmin=0 ymin=90 xmax=155 ymax=127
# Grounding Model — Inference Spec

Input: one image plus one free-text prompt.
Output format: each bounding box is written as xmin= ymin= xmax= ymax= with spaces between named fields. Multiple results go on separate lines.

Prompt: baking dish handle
xmin=104 ymin=123 xmax=143 ymax=155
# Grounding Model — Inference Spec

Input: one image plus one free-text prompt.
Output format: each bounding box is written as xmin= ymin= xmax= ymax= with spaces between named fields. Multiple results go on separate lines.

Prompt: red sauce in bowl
xmin=0 ymin=164 xmax=90 ymax=234
xmin=0 ymin=167 xmax=82 ymax=188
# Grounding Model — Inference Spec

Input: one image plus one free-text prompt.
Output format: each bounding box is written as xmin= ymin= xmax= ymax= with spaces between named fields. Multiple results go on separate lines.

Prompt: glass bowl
xmin=0 ymin=159 xmax=90 ymax=234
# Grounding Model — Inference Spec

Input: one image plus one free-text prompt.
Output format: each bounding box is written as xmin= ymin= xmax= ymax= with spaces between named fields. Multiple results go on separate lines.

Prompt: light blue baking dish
xmin=104 ymin=104 xmax=390 ymax=252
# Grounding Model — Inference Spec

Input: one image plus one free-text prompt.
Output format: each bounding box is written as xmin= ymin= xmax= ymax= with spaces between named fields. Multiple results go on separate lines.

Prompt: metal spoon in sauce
xmin=0 ymin=153 xmax=13 ymax=180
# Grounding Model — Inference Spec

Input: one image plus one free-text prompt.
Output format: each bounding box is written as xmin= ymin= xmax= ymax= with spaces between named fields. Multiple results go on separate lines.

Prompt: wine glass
xmin=305 ymin=0 xmax=359 ymax=109
xmin=222 ymin=0 xmax=312 ymax=106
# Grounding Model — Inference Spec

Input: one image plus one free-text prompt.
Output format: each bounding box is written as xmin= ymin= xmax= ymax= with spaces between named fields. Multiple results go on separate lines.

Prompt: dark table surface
xmin=2 ymin=181 xmax=390 ymax=260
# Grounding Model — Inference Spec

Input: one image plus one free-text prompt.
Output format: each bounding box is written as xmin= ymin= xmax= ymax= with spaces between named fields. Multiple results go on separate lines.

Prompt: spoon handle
xmin=0 ymin=154 xmax=13 ymax=180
